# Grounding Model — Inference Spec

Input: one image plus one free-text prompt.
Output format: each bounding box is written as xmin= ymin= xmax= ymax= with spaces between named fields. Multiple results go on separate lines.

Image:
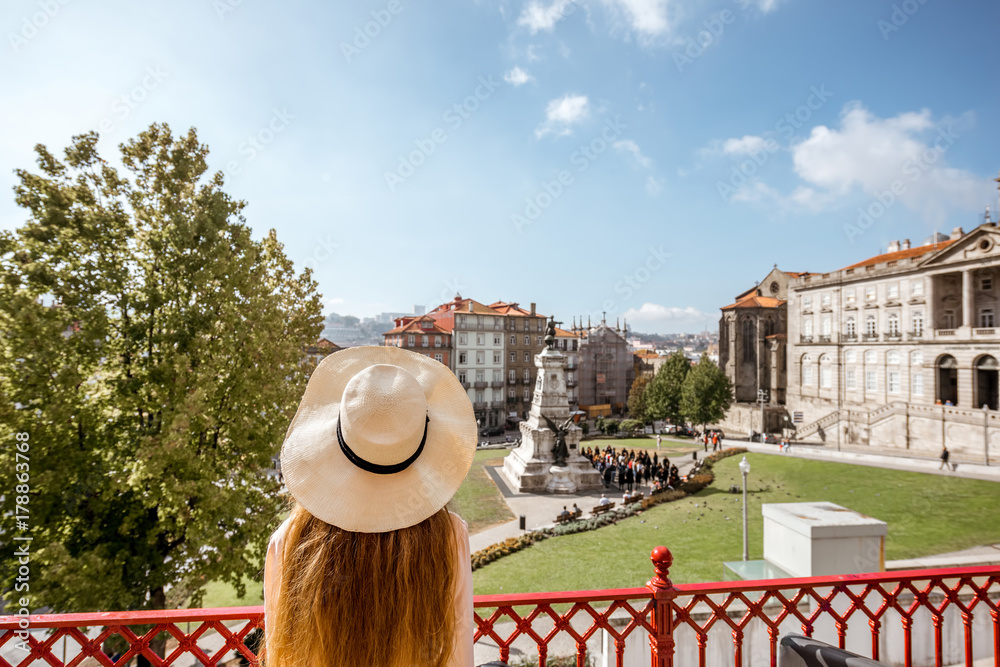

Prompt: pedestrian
xmin=263 ymin=346 xmax=476 ymax=667
xmin=939 ymin=445 xmax=953 ymax=471
xmin=703 ymin=432 xmax=709 ymax=452
xmin=712 ymin=432 xmax=719 ymax=451
xmin=656 ymin=434 xmax=661 ymax=449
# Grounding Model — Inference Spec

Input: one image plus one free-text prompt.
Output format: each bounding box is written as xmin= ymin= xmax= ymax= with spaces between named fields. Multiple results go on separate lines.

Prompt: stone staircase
xmin=795 ymin=411 xmax=840 ymax=440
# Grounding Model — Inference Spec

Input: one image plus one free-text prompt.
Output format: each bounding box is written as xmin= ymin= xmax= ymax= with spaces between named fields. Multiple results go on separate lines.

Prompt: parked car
xmin=482 ymin=426 xmax=504 ymax=437
xmin=752 ymin=432 xmax=779 ymax=444
xmin=675 ymin=426 xmax=696 ymax=438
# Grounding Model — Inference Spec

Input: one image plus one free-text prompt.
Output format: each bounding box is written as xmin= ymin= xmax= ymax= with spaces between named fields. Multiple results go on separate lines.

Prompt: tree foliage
xmin=0 ymin=125 xmax=323 ymax=615
xmin=626 ymin=374 xmax=652 ymax=423
xmin=644 ymin=353 xmax=691 ymax=426
xmin=680 ymin=354 xmax=733 ymax=431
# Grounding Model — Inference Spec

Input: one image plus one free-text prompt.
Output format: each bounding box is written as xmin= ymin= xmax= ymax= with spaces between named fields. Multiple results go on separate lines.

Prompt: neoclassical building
xmin=786 ymin=221 xmax=1000 ymax=458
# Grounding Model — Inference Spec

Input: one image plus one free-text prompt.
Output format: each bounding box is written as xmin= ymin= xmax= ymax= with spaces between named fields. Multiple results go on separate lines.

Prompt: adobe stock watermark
xmin=384 ymin=75 xmax=502 ymax=192
xmin=511 ymin=116 xmax=628 ymax=233
xmin=419 ymin=277 xmax=469 ymax=314
xmin=587 ymin=245 xmax=672 ymax=322
xmin=842 ymin=123 xmax=959 ymax=244
xmin=672 ymin=10 xmax=736 ymax=73
xmin=7 ymin=0 xmax=71 ymax=53
xmin=213 ymin=0 xmax=244 ymax=20
xmin=717 ymin=84 xmax=833 ymax=202
xmin=301 ymin=235 xmax=340 ymax=272
xmin=220 ymin=108 xmax=295 ymax=182
xmin=340 ymin=0 xmax=412 ymax=63
xmin=95 ymin=66 xmax=169 ymax=137
xmin=877 ymin=0 xmax=931 ymax=41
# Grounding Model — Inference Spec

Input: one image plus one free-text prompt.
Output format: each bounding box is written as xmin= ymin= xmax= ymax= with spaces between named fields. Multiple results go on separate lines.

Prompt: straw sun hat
xmin=279 ymin=346 xmax=477 ymax=533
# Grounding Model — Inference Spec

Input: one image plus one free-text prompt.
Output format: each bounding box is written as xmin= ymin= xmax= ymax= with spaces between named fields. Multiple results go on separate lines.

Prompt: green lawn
xmin=447 ymin=448 xmax=516 ymax=533
xmin=472 ymin=452 xmax=1000 ymax=595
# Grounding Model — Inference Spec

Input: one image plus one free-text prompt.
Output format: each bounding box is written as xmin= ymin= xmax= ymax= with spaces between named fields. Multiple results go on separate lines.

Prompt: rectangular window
xmin=846 ymin=368 xmax=856 ymax=390
xmin=457 ymin=315 xmax=465 ymax=328
xmin=494 ymin=334 xmax=501 ymax=346
xmin=821 ymin=317 xmax=831 ymax=335
xmin=476 ymin=371 xmax=484 ymax=383
xmin=803 ymin=295 xmax=812 ymax=309
xmin=476 ymin=351 xmax=484 ymax=364
xmin=943 ymin=309 xmax=956 ymax=329
xmin=887 ymin=314 xmax=900 ymax=336
xmin=982 ymin=276 xmax=993 ymax=291
xmin=911 ymin=280 xmax=924 ymax=297
xmin=845 ymin=349 xmax=856 ymax=364
xmin=434 ymin=353 xmax=443 ymax=363
xmin=494 ymin=352 xmax=501 ymax=364
xmin=912 ymin=372 xmax=924 ymax=396
xmin=459 ymin=352 xmax=467 ymax=365
xmin=845 ymin=318 xmax=856 ymax=337
xmin=476 ymin=391 xmax=484 ymax=403
xmin=524 ymin=351 xmax=530 ymax=363
xmin=422 ymin=335 xmax=429 ymax=347
xmin=508 ymin=388 xmax=515 ymax=399
xmin=537 ymin=336 xmax=543 ymax=346
xmin=866 ymin=370 xmax=877 ymax=392
xmin=523 ymin=369 xmax=530 ymax=380
xmin=820 ymin=366 xmax=832 ymax=388
xmin=888 ymin=371 xmax=900 ymax=393
xmin=477 ymin=334 xmax=485 ymax=345
xmin=845 ymin=289 xmax=856 ymax=304
xmin=865 ymin=287 xmax=877 ymax=302
xmin=803 ymin=365 xmax=813 ymax=386
xmin=510 ymin=334 xmax=516 ymax=345
xmin=980 ymin=308 xmax=996 ymax=328
xmin=912 ymin=311 xmax=924 ymax=336
xmin=524 ymin=335 xmax=530 ymax=345
xmin=477 ymin=316 xmax=484 ymax=329
xmin=458 ymin=371 xmax=467 ymax=383
xmin=803 ymin=319 xmax=813 ymax=336
xmin=508 ymin=369 xmax=515 ymax=381
xmin=434 ymin=336 xmax=441 ymax=347
xmin=887 ymin=284 xmax=899 ymax=300
xmin=523 ymin=388 xmax=531 ymax=400
xmin=459 ymin=333 xmax=468 ymax=345
xmin=510 ymin=351 xmax=516 ymax=362
xmin=821 ymin=292 xmax=831 ymax=307
xmin=407 ymin=334 xmax=415 ymax=346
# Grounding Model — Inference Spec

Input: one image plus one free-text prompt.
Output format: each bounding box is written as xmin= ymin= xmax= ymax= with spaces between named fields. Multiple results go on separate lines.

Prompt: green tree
xmin=645 ymin=352 xmax=691 ymax=426
xmin=626 ymin=374 xmax=652 ymax=423
xmin=0 ymin=125 xmax=323 ymax=628
xmin=680 ymin=354 xmax=733 ymax=433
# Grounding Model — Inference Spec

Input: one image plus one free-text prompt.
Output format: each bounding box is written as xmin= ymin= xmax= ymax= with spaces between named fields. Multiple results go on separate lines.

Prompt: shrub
xmin=581 ymin=422 xmax=590 ymax=435
xmin=619 ymin=419 xmax=643 ymax=435
xmin=602 ymin=419 xmax=620 ymax=435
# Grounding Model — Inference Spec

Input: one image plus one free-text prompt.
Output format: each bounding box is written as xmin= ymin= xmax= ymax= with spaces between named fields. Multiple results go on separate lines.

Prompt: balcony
xmin=473 ymin=401 xmax=487 ymax=410
xmin=862 ymin=333 xmax=879 ymax=342
xmin=491 ymin=380 xmax=505 ymax=388
xmin=8 ymin=555 xmax=996 ymax=667
xmin=907 ymin=331 xmax=923 ymax=340
xmin=474 ymin=381 xmax=487 ymax=389
xmin=937 ymin=329 xmax=956 ymax=337
xmin=975 ymin=328 xmax=997 ymax=336
xmin=566 ymin=379 xmax=578 ymax=387
xmin=817 ymin=335 xmax=831 ymax=343
xmin=884 ymin=331 xmax=902 ymax=341
xmin=799 ymin=335 xmax=813 ymax=343
xmin=842 ymin=333 xmax=857 ymax=342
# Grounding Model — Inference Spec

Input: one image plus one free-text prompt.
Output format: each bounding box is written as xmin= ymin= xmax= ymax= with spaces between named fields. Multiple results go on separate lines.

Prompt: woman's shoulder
xmin=446 ymin=510 xmax=469 ymax=535
xmin=269 ymin=516 xmax=293 ymax=551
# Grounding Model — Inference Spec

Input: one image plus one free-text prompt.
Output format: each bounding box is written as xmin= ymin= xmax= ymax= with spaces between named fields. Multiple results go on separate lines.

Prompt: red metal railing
xmin=1 ymin=548 xmax=997 ymax=667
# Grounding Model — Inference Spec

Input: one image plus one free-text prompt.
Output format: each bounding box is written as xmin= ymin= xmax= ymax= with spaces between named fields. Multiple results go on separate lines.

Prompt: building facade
xmin=572 ymin=318 xmax=634 ymax=416
xmin=427 ymin=296 xmax=508 ymax=429
xmin=383 ymin=315 xmax=453 ymax=367
xmin=490 ymin=302 xmax=546 ymax=421
xmin=785 ymin=223 xmax=1000 ymax=458
xmin=554 ymin=327 xmax=582 ymax=413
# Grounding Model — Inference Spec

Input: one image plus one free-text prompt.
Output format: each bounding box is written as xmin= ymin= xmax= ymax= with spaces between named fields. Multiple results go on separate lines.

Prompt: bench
xmin=554 ymin=509 xmax=582 ymax=524
xmin=621 ymin=492 xmax=644 ymax=505
xmin=591 ymin=502 xmax=615 ymax=515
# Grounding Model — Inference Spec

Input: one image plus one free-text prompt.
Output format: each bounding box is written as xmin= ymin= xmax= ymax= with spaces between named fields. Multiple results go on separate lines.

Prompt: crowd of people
xmin=581 ymin=445 xmax=683 ymax=493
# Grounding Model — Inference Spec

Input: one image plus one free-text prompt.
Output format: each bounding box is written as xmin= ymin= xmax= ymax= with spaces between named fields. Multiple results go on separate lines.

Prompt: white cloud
xmin=614 ymin=139 xmax=653 ymax=168
xmin=518 ymin=0 xmax=575 ymax=33
xmin=645 ymin=176 xmax=664 ymax=196
xmin=622 ymin=303 xmax=716 ymax=332
xmin=325 ymin=297 xmax=346 ymax=306
xmin=722 ymin=135 xmax=768 ymax=156
xmin=603 ymin=0 xmax=672 ymax=36
xmin=756 ymin=0 xmax=784 ymax=13
xmin=535 ymin=94 xmax=589 ymax=138
xmin=504 ymin=66 xmax=535 ymax=86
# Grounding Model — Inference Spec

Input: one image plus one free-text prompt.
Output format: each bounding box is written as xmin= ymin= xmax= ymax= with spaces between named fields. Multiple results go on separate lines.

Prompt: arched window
xmin=865 ymin=314 xmax=877 ymax=337
xmin=887 ymin=313 xmax=900 ymax=336
xmin=819 ymin=354 xmax=832 ymax=388
xmin=937 ymin=355 xmax=958 ymax=405
xmin=975 ymin=355 xmax=999 ymax=410
xmin=845 ymin=317 xmax=856 ymax=338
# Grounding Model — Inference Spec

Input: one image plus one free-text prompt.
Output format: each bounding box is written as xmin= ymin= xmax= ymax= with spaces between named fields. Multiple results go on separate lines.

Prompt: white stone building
xmin=786 ymin=222 xmax=1000 ymax=459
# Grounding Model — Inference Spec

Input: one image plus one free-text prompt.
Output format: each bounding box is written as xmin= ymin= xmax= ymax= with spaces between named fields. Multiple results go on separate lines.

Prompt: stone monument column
xmin=502 ymin=318 xmax=602 ymax=494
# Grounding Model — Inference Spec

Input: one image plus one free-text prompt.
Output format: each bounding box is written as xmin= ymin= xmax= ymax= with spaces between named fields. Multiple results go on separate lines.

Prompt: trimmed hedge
xmin=471 ymin=448 xmax=747 ymax=571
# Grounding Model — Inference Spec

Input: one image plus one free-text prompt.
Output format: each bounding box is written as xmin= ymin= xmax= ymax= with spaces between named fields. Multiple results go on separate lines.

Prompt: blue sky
xmin=2 ymin=0 xmax=998 ymax=333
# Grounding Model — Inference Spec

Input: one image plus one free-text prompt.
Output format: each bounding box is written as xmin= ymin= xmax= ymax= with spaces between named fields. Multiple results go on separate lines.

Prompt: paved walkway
xmin=723 ymin=438 xmax=1000 ymax=482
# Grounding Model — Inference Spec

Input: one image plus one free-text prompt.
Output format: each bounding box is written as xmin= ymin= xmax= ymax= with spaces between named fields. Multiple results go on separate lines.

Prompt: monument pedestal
xmin=502 ymin=340 xmax=602 ymax=494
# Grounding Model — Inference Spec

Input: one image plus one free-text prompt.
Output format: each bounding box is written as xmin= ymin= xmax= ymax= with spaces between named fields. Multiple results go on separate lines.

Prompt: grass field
xmin=447 ymin=448 xmax=516 ymax=533
xmin=471 ymin=452 xmax=1000 ymax=595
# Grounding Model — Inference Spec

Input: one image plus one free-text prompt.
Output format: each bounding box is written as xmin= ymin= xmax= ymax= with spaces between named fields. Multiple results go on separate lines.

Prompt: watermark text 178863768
xmin=12 ymin=431 xmax=31 ymax=652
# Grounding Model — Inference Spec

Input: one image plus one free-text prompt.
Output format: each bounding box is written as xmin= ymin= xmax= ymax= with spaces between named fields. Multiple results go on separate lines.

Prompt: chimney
xmin=530 ymin=302 xmax=536 ymax=316
xmin=950 ymin=226 xmax=963 ymax=240
xmin=467 ymin=301 xmax=473 ymax=312
xmin=901 ymin=239 xmax=911 ymax=250
xmin=887 ymin=240 xmax=900 ymax=253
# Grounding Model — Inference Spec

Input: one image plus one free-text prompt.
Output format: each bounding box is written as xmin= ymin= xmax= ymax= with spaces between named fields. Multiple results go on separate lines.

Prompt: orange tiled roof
xmin=785 ymin=271 xmax=813 ymax=278
xmin=554 ymin=327 xmax=579 ymax=338
xmin=721 ymin=295 xmax=785 ymax=311
xmin=384 ymin=316 xmax=452 ymax=335
xmin=489 ymin=301 xmax=546 ymax=318
xmin=429 ymin=296 xmax=501 ymax=316
xmin=840 ymin=240 xmax=955 ymax=271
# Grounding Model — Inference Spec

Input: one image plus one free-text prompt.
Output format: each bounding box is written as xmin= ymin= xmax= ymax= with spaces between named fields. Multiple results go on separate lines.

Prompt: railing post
xmin=647 ymin=546 xmax=678 ymax=667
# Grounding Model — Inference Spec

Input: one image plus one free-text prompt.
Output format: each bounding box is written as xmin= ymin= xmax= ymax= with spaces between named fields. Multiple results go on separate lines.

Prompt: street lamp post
xmin=739 ymin=455 xmax=751 ymax=561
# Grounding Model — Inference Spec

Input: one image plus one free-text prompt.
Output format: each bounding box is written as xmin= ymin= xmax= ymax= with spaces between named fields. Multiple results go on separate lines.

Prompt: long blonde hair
xmin=262 ymin=503 xmax=458 ymax=667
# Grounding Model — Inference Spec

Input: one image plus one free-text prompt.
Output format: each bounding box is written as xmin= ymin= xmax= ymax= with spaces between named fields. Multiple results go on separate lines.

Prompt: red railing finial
xmin=649 ymin=546 xmax=673 ymax=589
